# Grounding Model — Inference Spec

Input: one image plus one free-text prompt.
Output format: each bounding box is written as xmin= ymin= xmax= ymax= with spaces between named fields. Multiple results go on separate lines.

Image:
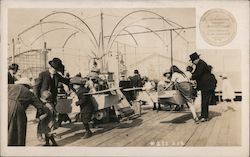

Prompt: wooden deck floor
xmin=26 ymin=102 xmax=241 ymax=147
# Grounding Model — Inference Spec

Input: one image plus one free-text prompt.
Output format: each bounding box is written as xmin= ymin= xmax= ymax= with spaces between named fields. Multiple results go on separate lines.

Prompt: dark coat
xmin=191 ymin=59 xmax=217 ymax=91
xmin=75 ymin=86 xmax=94 ymax=123
xmin=130 ymin=74 xmax=142 ymax=87
xmin=8 ymin=84 xmax=44 ymax=146
xmin=33 ymin=70 xmax=70 ymax=103
xmin=37 ymin=103 xmax=56 ymax=136
xmin=8 ymin=72 xmax=16 ymax=84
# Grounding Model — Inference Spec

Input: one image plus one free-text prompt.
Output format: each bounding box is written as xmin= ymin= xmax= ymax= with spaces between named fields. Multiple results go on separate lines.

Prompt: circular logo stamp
xmin=199 ymin=9 xmax=237 ymax=46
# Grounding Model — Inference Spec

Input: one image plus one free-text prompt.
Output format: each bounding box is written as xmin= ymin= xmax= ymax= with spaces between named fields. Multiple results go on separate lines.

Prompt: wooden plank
xmin=226 ymin=103 xmax=241 ymax=146
xmin=126 ymin=113 xmax=191 ymax=146
xmin=180 ymin=104 xmax=224 ymax=147
xmin=25 ymin=102 xmax=241 ymax=147
xmin=156 ymin=113 xmax=200 ymax=147
xmin=67 ymin=110 xmax=163 ymax=146
xmin=216 ymin=104 xmax=233 ymax=146
xmin=96 ymin=111 xmax=171 ymax=146
xmin=125 ymin=112 xmax=181 ymax=146
xmin=194 ymin=104 xmax=224 ymax=146
xmin=205 ymin=103 xmax=230 ymax=146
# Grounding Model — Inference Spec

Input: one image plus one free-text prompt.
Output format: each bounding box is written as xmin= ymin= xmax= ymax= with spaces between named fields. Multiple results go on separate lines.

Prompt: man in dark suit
xmin=190 ymin=52 xmax=217 ymax=122
xmin=33 ymin=58 xmax=71 ymax=124
xmin=129 ymin=69 xmax=143 ymax=101
xmin=8 ymin=63 xmax=19 ymax=84
xmin=130 ymin=69 xmax=142 ymax=88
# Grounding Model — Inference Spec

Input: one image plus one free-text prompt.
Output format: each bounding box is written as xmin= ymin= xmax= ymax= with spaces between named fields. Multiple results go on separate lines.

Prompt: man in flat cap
xmin=70 ymin=76 xmax=94 ymax=138
xmin=189 ymin=52 xmax=217 ymax=122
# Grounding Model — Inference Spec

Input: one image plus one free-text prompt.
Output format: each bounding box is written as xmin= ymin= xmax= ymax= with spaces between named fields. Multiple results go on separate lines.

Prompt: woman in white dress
xmin=221 ymin=75 xmax=235 ymax=102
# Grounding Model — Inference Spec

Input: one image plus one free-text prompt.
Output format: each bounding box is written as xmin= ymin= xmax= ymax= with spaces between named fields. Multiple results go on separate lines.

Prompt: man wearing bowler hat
xmin=33 ymin=58 xmax=71 ymax=120
xmin=189 ymin=52 xmax=217 ymax=122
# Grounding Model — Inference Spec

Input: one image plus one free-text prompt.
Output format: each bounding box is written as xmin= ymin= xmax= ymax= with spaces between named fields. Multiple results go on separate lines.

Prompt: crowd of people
xmin=131 ymin=52 xmax=218 ymax=123
xmin=8 ymin=58 xmax=98 ymax=146
xmin=7 ymin=51 xmax=235 ymax=146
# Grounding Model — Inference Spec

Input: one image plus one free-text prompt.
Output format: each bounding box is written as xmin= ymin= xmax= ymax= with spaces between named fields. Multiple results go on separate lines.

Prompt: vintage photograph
xmin=6 ymin=8 xmax=243 ymax=147
xmin=1 ymin=1 xmax=249 ymax=156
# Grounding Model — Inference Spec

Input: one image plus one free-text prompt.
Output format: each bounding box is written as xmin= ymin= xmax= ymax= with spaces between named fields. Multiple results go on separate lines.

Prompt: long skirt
xmin=8 ymin=103 xmax=27 ymax=146
xmin=175 ymin=82 xmax=194 ymax=103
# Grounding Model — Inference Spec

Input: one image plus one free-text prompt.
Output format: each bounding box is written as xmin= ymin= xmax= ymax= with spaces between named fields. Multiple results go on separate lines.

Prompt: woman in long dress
xmin=169 ymin=65 xmax=199 ymax=123
xmin=221 ymin=76 xmax=235 ymax=102
xmin=8 ymin=79 xmax=44 ymax=146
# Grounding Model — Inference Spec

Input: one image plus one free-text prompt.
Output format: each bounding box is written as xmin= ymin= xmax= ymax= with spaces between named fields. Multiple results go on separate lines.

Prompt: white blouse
xmin=171 ymin=72 xmax=189 ymax=83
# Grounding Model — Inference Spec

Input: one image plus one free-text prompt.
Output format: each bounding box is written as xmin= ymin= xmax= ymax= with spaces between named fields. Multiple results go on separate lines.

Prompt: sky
xmin=8 ymin=8 xmax=196 ymax=58
xmin=8 ymin=8 xmax=196 ymax=76
xmin=7 ymin=8 xmax=241 ymax=90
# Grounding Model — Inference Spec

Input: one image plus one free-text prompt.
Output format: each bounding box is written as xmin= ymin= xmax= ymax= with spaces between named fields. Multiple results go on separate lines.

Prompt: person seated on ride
xmin=169 ymin=65 xmax=199 ymax=123
xmin=90 ymin=61 xmax=100 ymax=75
xmin=156 ymin=73 xmax=172 ymax=111
xmin=142 ymin=77 xmax=158 ymax=110
xmin=96 ymin=75 xmax=108 ymax=91
xmin=85 ymin=75 xmax=96 ymax=93
xmin=88 ymin=61 xmax=100 ymax=82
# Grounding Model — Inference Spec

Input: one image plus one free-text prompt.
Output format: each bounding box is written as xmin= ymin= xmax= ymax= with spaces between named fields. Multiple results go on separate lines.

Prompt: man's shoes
xmin=82 ymin=130 xmax=93 ymax=139
xmin=200 ymin=118 xmax=208 ymax=122
xmin=52 ymin=143 xmax=58 ymax=146
xmin=68 ymin=119 xmax=72 ymax=124
xmin=43 ymin=143 xmax=50 ymax=146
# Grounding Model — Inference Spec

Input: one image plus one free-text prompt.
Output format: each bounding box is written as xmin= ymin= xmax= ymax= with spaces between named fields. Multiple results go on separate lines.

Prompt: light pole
xmin=12 ymin=38 xmax=15 ymax=63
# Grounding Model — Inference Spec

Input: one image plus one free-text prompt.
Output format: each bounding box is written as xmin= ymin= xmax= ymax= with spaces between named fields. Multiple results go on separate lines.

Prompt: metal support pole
xmin=12 ymin=38 xmax=15 ymax=63
xmin=135 ymin=47 xmax=137 ymax=68
xmin=123 ymin=44 xmax=127 ymax=78
xmin=170 ymin=29 xmax=173 ymax=66
xmin=43 ymin=42 xmax=48 ymax=70
xmin=116 ymin=42 xmax=120 ymax=86
xmin=100 ymin=11 xmax=105 ymax=72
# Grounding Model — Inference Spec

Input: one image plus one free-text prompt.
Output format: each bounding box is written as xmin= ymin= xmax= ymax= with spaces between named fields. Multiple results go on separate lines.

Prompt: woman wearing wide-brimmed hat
xmin=70 ymin=76 xmax=94 ymax=139
xmin=8 ymin=78 xmax=44 ymax=146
